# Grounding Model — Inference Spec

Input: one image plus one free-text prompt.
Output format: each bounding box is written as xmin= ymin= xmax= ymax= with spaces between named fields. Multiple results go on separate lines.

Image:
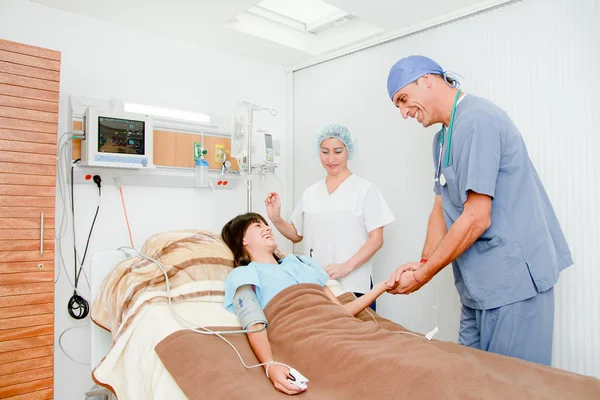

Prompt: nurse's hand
xmin=267 ymin=363 xmax=306 ymax=395
xmin=325 ymin=263 xmax=353 ymax=279
xmin=265 ymin=192 xmax=282 ymax=221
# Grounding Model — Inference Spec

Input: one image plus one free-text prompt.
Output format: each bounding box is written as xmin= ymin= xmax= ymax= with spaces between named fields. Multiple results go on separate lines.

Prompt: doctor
xmin=265 ymin=124 xmax=395 ymax=310
xmin=385 ymin=55 xmax=572 ymax=366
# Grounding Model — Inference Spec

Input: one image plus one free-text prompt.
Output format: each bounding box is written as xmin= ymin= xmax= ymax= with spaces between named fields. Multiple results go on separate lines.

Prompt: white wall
xmin=292 ymin=0 xmax=600 ymax=377
xmin=0 ymin=0 xmax=288 ymax=398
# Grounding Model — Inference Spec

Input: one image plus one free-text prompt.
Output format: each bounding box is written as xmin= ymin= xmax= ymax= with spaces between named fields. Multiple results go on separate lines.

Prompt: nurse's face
xmin=392 ymin=76 xmax=436 ymax=128
xmin=243 ymin=220 xmax=276 ymax=254
xmin=320 ymin=138 xmax=348 ymax=176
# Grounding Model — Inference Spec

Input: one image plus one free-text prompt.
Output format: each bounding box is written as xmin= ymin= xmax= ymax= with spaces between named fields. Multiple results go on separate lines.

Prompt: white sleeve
xmin=364 ymin=184 xmax=395 ymax=233
xmin=288 ymin=191 xmax=306 ymax=236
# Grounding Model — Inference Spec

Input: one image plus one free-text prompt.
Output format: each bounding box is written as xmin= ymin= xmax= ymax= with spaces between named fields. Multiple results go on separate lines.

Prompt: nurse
xmin=384 ymin=55 xmax=573 ymax=366
xmin=265 ymin=124 xmax=395 ymax=310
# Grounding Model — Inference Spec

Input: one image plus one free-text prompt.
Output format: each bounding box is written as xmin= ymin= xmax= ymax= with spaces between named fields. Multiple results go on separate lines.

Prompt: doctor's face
xmin=392 ymin=76 xmax=435 ymax=128
xmin=320 ymin=138 xmax=348 ymax=176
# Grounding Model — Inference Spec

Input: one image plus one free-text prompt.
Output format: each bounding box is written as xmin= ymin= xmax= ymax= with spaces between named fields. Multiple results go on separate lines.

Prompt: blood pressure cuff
xmin=232 ymin=287 xmax=268 ymax=330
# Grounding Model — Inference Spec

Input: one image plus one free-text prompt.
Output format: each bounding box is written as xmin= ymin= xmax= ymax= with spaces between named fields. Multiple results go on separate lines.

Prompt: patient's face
xmin=243 ymin=221 xmax=276 ymax=256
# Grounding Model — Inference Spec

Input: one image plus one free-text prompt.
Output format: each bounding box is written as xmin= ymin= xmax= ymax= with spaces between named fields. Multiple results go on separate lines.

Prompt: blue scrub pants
xmin=458 ymin=288 xmax=555 ymax=366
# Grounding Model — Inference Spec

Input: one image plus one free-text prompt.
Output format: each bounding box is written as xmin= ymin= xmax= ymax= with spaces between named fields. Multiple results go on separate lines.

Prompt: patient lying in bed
xmin=89 ymin=225 xmax=599 ymax=399
xmin=199 ymin=212 xmax=600 ymax=399
xmin=221 ymin=212 xmax=388 ymax=395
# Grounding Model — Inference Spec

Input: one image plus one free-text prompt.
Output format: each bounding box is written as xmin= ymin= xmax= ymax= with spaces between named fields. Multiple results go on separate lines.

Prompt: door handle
xmin=40 ymin=212 xmax=44 ymax=255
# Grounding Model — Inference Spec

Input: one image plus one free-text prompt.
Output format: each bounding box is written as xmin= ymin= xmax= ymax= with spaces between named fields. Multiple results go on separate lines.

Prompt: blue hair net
xmin=316 ymin=124 xmax=356 ymax=160
xmin=386 ymin=55 xmax=459 ymax=101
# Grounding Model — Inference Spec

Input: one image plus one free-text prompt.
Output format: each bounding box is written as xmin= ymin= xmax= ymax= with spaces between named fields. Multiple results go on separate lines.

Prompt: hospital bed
xmin=88 ymin=230 xmax=600 ymax=400
xmin=87 ymin=231 xmax=347 ymax=399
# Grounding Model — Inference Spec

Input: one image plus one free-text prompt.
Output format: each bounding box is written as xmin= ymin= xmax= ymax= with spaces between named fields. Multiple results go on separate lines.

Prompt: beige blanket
xmin=156 ymin=284 xmax=600 ymax=399
xmin=91 ymin=230 xmax=234 ymax=335
xmin=91 ymin=230 xmax=237 ymax=398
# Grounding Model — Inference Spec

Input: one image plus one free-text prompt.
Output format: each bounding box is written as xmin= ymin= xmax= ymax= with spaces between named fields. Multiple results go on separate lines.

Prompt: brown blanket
xmin=155 ymin=284 xmax=600 ymax=399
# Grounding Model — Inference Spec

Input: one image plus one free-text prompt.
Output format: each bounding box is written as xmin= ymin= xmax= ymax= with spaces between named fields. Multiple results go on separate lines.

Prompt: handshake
xmin=384 ymin=260 xmax=429 ymax=295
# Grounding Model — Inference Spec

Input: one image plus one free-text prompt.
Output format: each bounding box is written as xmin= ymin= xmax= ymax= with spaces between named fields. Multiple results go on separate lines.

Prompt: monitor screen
xmin=98 ymin=117 xmax=145 ymax=155
xmin=264 ymin=133 xmax=273 ymax=149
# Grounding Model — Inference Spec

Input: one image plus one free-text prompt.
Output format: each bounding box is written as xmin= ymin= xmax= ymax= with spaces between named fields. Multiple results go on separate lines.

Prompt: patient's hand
xmin=267 ymin=363 xmax=306 ymax=395
xmin=385 ymin=263 xmax=420 ymax=293
xmin=325 ymin=262 xmax=353 ymax=279
xmin=390 ymin=269 xmax=425 ymax=295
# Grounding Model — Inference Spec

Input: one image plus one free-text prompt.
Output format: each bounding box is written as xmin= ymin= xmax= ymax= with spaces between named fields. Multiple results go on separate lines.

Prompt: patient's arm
xmin=246 ymin=324 xmax=274 ymax=368
xmin=235 ymin=285 xmax=304 ymax=396
xmin=323 ymin=283 xmax=386 ymax=316
xmin=246 ymin=324 xmax=305 ymax=395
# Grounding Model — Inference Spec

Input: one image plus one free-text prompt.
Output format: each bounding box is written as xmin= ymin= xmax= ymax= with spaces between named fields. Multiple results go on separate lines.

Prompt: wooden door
xmin=0 ymin=38 xmax=60 ymax=400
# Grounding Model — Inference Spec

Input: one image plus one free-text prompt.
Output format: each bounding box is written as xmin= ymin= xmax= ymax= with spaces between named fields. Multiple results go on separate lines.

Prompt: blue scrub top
xmin=224 ymin=255 xmax=329 ymax=312
xmin=433 ymin=94 xmax=573 ymax=310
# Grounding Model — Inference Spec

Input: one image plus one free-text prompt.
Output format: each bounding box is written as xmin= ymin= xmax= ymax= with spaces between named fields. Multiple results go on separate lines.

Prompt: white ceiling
xmin=30 ymin=0 xmax=485 ymax=66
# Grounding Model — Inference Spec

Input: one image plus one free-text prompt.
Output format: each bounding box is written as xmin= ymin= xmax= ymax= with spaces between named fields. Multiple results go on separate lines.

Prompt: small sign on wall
xmin=193 ymin=142 xmax=203 ymax=161
xmin=215 ymin=144 xmax=225 ymax=163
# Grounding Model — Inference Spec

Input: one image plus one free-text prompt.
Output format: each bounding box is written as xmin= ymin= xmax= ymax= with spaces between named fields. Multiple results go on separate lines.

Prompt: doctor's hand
xmin=386 ymin=262 xmax=424 ymax=294
xmin=267 ymin=363 xmax=306 ymax=395
xmin=265 ymin=192 xmax=282 ymax=221
xmin=391 ymin=269 xmax=426 ymax=295
xmin=325 ymin=263 xmax=353 ymax=280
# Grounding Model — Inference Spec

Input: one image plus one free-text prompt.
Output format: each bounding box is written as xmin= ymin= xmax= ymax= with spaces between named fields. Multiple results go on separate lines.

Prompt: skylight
xmin=250 ymin=0 xmax=352 ymax=34
xmin=227 ymin=0 xmax=383 ymax=56
xmin=258 ymin=0 xmax=344 ymax=25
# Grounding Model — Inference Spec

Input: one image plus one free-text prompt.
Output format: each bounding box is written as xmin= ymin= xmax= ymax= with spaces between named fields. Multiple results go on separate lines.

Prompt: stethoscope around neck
xmin=434 ymin=89 xmax=462 ymax=187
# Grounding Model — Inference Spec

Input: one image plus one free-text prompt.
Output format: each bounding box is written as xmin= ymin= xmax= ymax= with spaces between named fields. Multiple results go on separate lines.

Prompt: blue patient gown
xmin=433 ymin=94 xmax=573 ymax=366
xmin=224 ymin=255 xmax=329 ymax=312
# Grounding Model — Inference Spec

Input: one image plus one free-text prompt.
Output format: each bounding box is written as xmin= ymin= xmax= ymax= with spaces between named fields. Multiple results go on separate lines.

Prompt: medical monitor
xmin=81 ymin=108 xmax=154 ymax=169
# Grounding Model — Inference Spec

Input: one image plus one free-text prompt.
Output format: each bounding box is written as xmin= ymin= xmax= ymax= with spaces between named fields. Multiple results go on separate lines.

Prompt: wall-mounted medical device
xmin=251 ymin=130 xmax=280 ymax=167
xmin=81 ymin=108 xmax=154 ymax=169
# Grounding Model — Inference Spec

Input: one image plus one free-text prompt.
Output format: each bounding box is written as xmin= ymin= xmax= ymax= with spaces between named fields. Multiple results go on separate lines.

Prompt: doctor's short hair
xmin=221 ymin=213 xmax=281 ymax=267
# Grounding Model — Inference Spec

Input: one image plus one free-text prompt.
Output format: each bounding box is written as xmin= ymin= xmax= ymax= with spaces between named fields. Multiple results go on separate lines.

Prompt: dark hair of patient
xmin=221 ymin=213 xmax=280 ymax=267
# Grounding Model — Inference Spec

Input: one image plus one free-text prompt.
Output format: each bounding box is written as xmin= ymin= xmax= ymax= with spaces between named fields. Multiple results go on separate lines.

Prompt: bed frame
xmin=85 ymin=250 xmax=127 ymax=400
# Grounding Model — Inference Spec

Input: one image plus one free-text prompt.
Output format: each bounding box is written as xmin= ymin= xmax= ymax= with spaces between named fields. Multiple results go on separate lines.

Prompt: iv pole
xmin=246 ymin=105 xmax=253 ymax=213
xmin=238 ymin=101 xmax=278 ymax=213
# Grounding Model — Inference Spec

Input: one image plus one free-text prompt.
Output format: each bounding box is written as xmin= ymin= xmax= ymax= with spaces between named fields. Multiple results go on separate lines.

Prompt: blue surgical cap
xmin=316 ymin=124 xmax=356 ymax=160
xmin=387 ymin=55 xmax=457 ymax=101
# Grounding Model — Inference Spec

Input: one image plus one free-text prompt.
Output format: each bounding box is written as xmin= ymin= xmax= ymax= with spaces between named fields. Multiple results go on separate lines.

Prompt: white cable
xmin=272 ymin=170 xmax=285 ymax=205
xmin=364 ymin=308 xmax=429 ymax=340
xmin=398 ymin=330 xmax=428 ymax=339
xmin=265 ymin=361 xmax=291 ymax=379
xmin=56 ymin=140 xmax=80 ymax=290
xmin=54 ymin=253 xmax=61 ymax=283
xmin=55 ymin=138 xmax=73 ymax=286
xmin=54 ymin=134 xmax=90 ymax=290
xmin=432 ymin=284 xmax=440 ymax=329
xmin=58 ymin=323 xmax=91 ymax=365
xmin=117 ymin=247 xmax=270 ymax=371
